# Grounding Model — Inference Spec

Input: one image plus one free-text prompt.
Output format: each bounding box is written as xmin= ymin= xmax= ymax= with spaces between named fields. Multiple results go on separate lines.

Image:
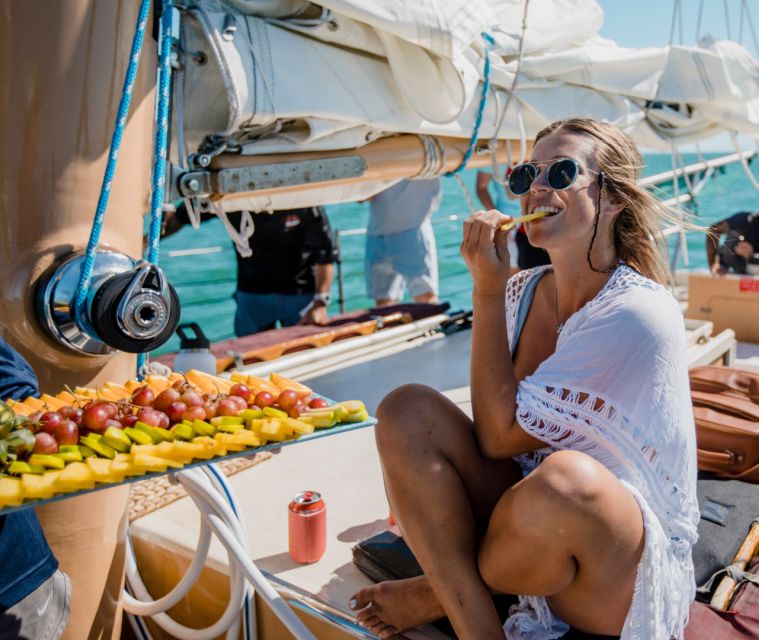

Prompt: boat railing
xmin=162 ymin=151 xmax=756 ymax=345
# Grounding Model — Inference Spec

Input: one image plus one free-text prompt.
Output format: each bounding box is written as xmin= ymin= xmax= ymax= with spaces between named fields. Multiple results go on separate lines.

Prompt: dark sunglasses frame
xmin=508 ymin=157 xmax=599 ymax=196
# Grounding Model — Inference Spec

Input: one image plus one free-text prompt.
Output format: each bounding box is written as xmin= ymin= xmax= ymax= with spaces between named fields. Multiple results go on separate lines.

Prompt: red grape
xmin=39 ymin=411 xmax=63 ymax=435
xmin=203 ymin=400 xmax=218 ymax=420
xmin=218 ymin=399 xmax=241 ymax=417
xmin=180 ymin=390 xmax=204 ymax=407
xmin=28 ymin=411 xmax=43 ymax=423
xmin=229 ymin=383 xmax=251 ymax=402
xmin=276 ymin=390 xmax=299 ymax=412
xmin=54 ymin=419 xmax=79 ymax=446
xmin=308 ymin=397 xmax=329 ymax=410
xmin=155 ymin=411 xmax=170 ymax=429
xmin=166 ymin=401 xmax=188 ymax=424
xmin=33 ymin=432 xmax=58 ymax=455
xmin=82 ymin=404 xmax=111 ymax=433
xmin=227 ymin=395 xmax=248 ymax=411
xmin=288 ymin=404 xmax=302 ymax=419
xmin=104 ymin=418 xmax=123 ymax=430
xmin=137 ymin=408 xmax=161 ymax=427
xmin=59 ymin=406 xmax=83 ymax=426
xmin=131 ymin=386 xmax=155 ymax=407
xmin=120 ymin=414 xmax=139 ymax=428
xmin=102 ymin=402 xmax=119 ymax=419
xmin=153 ymin=388 xmax=181 ymax=412
xmin=182 ymin=405 xmax=206 ymax=422
xmin=254 ymin=391 xmax=275 ymax=408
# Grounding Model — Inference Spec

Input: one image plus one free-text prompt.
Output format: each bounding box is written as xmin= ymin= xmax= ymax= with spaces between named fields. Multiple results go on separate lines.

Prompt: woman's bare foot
xmin=349 ymin=576 xmax=446 ymax=639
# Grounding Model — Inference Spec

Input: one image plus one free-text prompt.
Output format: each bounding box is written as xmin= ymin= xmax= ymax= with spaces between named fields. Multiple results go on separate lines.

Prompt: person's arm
xmin=475 ymin=172 xmax=496 ymax=210
xmin=301 ymin=263 xmax=334 ymax=325
xmin=300 ymin=207 xmax=337 ymax=325
xmin=461 ymin=211 xmax=547 ymax=458
xmin=706 ymin=220 xmax=729 ymax=273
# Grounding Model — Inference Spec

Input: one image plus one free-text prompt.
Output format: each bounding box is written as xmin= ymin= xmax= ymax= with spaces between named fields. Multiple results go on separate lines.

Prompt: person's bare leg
xmin=374 ymin=298 xmax=397 ymax=308
xmin=350 ymin=384 xmax=522 ymax=639
xmin=478 ymin=449 xmax=645 ymax=636
xmin=412 ymin=291 xmax=439 ymax=304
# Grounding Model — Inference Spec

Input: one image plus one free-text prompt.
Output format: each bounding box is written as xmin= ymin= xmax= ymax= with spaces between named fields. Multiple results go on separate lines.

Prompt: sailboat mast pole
xmin=0 ymin=2 xmax=157 ymax=637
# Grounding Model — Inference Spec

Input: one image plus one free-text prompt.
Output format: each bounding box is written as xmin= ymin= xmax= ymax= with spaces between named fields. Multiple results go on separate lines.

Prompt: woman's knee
xmin=529 ymin=450 xmax=609 ymax=508
xmin=374 ymin=384 xmax=470 ymax=453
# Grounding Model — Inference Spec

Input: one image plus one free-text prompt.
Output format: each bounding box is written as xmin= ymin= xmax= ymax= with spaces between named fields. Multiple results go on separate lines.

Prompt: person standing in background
xmin=476 ymin=170 xmax=551 ymax=270
xmin=705 ymin=210 xmax=759 ymax=275
xmin=163 ymin=205 xmax=337 ymax=336
xmin=0 ymin=337 xmax=70 ymax=640
xmin=365 ymin=178 xmax=442 ymax=307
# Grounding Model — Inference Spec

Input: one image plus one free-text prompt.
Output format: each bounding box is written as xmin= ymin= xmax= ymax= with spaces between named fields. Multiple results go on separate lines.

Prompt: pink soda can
xmin=288 ymin=491 xmax=327 ymax=564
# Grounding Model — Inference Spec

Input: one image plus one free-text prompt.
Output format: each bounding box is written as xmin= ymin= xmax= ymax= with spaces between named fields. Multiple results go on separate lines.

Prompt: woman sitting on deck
xmin=349 ymin=118 xmax=699 ymax=639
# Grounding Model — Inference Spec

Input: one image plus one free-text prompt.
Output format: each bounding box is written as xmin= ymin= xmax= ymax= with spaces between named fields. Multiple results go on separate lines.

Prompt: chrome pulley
xmin=36 ymin=250 xmax=181 ymax=355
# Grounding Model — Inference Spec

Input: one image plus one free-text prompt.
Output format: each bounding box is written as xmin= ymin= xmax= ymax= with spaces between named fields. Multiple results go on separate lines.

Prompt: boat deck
xmin=128 ymin=314 xmax=745 ymax=638
xmin=130 ymin=330 xmax=473 ymax=639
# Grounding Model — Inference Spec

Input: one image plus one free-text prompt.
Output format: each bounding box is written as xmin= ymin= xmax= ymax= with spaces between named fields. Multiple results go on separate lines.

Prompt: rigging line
xmin=739 ymin=0 xmax=745 ymax=43
xmin=668 ymin=0 xmax=681 ymax=46
xmin=730 ymin=131 xmax=759 ymax=190
xmin=74 ymin=0 xmax=151 ymax=317
xmin=723 ymin=0 xmax=732 ymax=40
xmin=490 ymin=0 xmax=531 ymax=188
xmin=445 ymin=31 xmax=495 ymax=176
xmin=138 ymin=0 xmax=175 ymax=378
xmin=744 ymin=0 xmax=759 ymax=56
xmin=695 ymin=0 xmax=704 ymax=41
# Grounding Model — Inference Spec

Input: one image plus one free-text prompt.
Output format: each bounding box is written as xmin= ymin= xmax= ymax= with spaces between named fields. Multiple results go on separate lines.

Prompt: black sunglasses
xmin=508 ymin=158 xmax=599 ymax=196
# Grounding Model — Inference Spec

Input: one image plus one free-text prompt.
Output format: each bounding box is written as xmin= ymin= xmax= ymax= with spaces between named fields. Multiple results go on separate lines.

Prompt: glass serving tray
xmin=0 ymin=406 xmax=376 ymax=517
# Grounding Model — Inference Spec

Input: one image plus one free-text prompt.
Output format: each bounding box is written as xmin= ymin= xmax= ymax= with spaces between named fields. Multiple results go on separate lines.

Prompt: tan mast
xmin=0 ymin=1 xmax=156 ymax=637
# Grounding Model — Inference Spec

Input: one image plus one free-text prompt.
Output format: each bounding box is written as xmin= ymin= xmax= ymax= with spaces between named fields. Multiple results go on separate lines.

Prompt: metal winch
xmin=36 ymin=249 xmax=180 ymax=355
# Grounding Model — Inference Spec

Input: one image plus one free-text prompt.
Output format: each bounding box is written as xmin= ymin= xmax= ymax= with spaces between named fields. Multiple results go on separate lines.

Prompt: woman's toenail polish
xmin=349 ymin=598 xmax=357 ymax=609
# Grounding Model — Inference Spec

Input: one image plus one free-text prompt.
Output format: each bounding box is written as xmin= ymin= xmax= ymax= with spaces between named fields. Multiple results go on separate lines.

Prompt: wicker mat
xmin=128 ymin=451 xmax=273 ymax=522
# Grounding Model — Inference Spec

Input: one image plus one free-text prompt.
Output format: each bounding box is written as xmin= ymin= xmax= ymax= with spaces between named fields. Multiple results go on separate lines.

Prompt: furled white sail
xmin=180 ymin=0 xmax=759 ymax=153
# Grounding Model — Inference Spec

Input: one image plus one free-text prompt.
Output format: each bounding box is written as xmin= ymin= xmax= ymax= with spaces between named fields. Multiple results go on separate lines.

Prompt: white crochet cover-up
xmin=501 ymin=264 xmax=700 ymax=640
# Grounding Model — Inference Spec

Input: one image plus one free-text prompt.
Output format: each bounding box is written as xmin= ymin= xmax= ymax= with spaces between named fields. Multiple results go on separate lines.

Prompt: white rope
xmin=415 ymin=135 xmax=446 ymax=178
xmin=730 ymin=131 xmax=759 ymax=190
xmin=217 ymin=206 xmax=255 ymax=257
xmin=723 ymin=0 xmax=732 ymax=40
xmin=452 ymin=173 xmax=477 ymax=213
xmin=696 ymin=0 xmax=704 ymax=41
xmin=489 ymin=0 xmax=530 ymax=188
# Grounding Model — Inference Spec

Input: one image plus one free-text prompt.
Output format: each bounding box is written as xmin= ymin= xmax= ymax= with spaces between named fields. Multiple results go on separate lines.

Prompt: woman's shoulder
xmin=506 ymin=265 xmax=552 ymax=307
xmin=590 ymin=264 xmax=681 ymax=330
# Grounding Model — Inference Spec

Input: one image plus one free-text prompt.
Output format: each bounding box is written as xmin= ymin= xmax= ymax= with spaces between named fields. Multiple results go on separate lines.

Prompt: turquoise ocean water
xmin=155 ymin=154 xmax=758 ymax=355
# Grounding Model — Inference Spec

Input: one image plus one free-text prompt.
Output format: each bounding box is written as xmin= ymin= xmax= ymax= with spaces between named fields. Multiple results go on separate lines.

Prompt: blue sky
xmin=599 ymin=0 xmax=757 ymax=51
xmin=597 ymin=1 xmax=758 ymax=151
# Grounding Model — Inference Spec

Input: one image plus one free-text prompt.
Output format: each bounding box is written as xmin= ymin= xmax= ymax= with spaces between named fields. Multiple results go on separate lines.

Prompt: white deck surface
xmin=129 ymin=332 xmax=474 ymax=637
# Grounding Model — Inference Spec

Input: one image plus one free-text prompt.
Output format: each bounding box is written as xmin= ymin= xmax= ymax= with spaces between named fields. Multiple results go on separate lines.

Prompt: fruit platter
xmin=0 ymin=369 xmax=375 ymax=515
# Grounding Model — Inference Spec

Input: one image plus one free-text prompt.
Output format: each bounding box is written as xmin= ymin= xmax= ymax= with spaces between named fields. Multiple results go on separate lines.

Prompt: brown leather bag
xmin=689 ymin=366 xmax=759 ymax=482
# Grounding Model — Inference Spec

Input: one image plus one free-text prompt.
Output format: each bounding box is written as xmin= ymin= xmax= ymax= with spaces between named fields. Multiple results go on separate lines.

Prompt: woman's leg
xmin=478 ymin=449 xmax=645 ymax=636
xmin=350 ymin=384 xmax=523 ymax=639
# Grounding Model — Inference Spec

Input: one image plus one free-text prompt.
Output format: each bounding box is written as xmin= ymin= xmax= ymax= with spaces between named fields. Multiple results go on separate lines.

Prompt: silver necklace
xmin=554 ymin=283 xmax=564 ymax=334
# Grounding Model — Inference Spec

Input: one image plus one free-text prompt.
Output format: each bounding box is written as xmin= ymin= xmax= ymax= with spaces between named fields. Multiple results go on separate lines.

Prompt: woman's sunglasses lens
xmin=547 ymin=159 xmax=578 ymax=190
xmin=509 ymin=164 xmax=537 ymax=195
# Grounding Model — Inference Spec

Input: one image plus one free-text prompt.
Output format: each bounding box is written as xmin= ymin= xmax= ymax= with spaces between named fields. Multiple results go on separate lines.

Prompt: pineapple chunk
xmin=73 ymin=386 xmax=98 ymax=399
xmin=298 ymin=411 xmax=337 ymax=428
xmin=0 ymin=477 xmax=24 ymax=507
xmin=86 ymin=457 xmax=127 ymax=484
xmin=22 ymin=471 xmax=62 ymax=500
xmin=131 ymin=453 xmax=184 ymax=473
xmin=132 ymin=441 xmax=196 ymax=464
xmin=214 ymin=431 xmax=263 ymax=451
xmin=191 ymin=436 xmax=227 ymax=458
xmin=251 ymin=418 xmax=293 ymax=442
xmin=56 ymin=462 xmax=96 ymax=491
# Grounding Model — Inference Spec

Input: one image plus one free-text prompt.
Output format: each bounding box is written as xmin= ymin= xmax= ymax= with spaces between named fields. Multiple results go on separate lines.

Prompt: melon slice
xmin=269 ymin=373 xmax=312 ymax=399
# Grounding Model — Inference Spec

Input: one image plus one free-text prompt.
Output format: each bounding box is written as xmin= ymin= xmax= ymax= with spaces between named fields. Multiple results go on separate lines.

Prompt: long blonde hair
xmin=535 ymin=118 xmax=677 ymax=286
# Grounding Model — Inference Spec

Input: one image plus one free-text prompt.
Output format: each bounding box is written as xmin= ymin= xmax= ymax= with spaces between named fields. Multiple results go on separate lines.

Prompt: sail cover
xmin=179 ymin=0 xmax=759 ymax=158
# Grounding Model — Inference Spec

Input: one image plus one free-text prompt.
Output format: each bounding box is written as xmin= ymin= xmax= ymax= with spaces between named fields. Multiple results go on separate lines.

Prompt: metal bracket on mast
xmin=177 ymin=156 xmax=367 ymax=198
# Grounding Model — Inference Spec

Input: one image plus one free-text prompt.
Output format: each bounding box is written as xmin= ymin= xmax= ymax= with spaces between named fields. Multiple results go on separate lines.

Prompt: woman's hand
xmin=461 ymin=210 xmax=512 ymax=296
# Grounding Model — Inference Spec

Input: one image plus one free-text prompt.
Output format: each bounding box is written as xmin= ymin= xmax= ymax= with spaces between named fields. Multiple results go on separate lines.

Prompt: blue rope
xmin=446 ymin=32 xmax=495 ymax=177
xmin=74 ymin=0 xmax=152 ymax=318
xmin=138 ymin=0 xmax=175 ymax=376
